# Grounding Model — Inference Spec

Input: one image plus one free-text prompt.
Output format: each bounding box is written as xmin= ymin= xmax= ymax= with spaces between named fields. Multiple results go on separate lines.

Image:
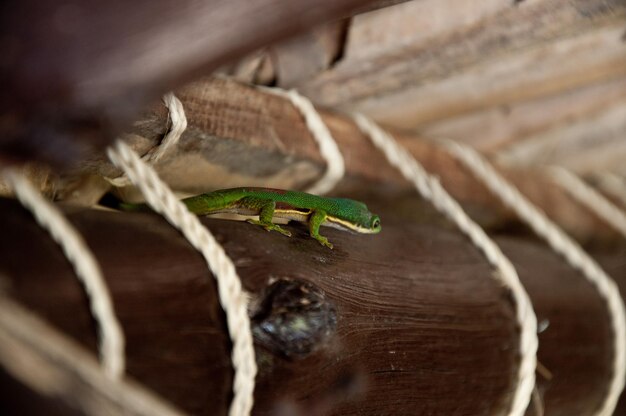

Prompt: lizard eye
xmin=372 ymin=218 xmax=380 ymax=228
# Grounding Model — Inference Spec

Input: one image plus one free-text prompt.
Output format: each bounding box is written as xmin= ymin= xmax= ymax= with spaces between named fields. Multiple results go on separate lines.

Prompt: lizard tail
xmin=118 ymin=201 xmax=151 ymax=212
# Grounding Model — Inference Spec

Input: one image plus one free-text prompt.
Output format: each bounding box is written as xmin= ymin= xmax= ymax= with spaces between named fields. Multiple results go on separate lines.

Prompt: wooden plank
xmin=295 ymin=0 xmax=626 ymax=127
xmin=496 ymin=100 xmax=626 ymax=175
xmin=272 ymin=22 xmax=347 ymax=88
xmin=416 ymin=77 xmax=626 ymax=154
xmin=344 ymin=0 xmax=510 ymax=61
xmin=0 ymin=197 xmax=621 ymax=414
xmin=324 ymin=22 xmax=626 ymax=127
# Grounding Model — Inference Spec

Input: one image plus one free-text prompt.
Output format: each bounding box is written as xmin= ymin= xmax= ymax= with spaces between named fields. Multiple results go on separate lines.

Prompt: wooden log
xmin=2 ymin=196 xmax=513 ymax=415
xmin=54 ymin=76 xmax=619 ymax=244
xmin=0 ymin=0 xmax=377 ymax=167
xmin=0 ymin=196 xmax=622 ymax=414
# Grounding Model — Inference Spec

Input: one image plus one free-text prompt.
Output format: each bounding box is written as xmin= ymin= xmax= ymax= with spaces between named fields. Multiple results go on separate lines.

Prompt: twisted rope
xmin=107 ymin=93 xmax=187 ymax=187
xmin=443 ymin=140 xmax=626 ymax=416
xmin=3 ymin=170 xmax=125 ymax=379
xmin=549 ymin=167 xmax=626 ymax=239
xmin=107 ymin=140 xmax=256 ymax=416
xmin=260 ymin=87 xmax=345 ymax=195
xmin=352 ymin=114 xmax=537 ymax=416
xmin=593 ymin=172 xmax=626 ymax=209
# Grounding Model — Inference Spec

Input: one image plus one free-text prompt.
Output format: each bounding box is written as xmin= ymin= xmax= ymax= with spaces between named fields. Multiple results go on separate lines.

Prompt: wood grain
xmin=1 ymin=197 xmax=517 ymax=415
xmin=344 ymin=0 xmax=510 ymax=62
xmin=496 ymin=100 xmax=626 ymax=175
xmin=497 ymin=237 xmax=616 ymax=416
xmin=0 ymin=196 xmax=622 ymax=414
xmin=417 ymin=77 xmax=626 ymax=155
xmin=296 ymin=0 xmax=626 ymax=124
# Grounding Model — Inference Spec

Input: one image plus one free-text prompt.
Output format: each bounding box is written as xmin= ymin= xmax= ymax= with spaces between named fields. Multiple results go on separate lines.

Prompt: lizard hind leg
xmin=308 ymin=210 xmax=333 ymax=249
xmin=242 ymin=198 xmax=292 ymax=237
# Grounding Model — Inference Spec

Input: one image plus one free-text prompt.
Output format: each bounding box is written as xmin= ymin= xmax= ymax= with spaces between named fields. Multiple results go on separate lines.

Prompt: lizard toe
xmin=315 ymin=236 xmax=333 ymax=249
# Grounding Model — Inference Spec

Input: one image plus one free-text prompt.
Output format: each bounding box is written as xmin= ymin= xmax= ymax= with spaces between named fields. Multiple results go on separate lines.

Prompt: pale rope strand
xmin=442 ymin=140 xmax=626 ymax=416
xmin=146 ymin=93 xmax=188 ymax=163
xmin=352 ymin=114 xmax=537 ymax=416
xmin=549 ymin=167 xmax=626 ymax=239
xmin=107 ymin=93 xmax=187 ymax=187
xmin=260 ymin=87 xmax=345 ymax=195
xmin=593 ymin=172 xmax=626 ymax=210
xmin=3 ymin=170 xmax=125 ymax=379
xmin=107 ymin=141 xmax=256 ymax=416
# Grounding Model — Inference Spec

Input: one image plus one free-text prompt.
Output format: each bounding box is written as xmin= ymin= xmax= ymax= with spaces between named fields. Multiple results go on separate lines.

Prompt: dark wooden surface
xmin=0 ymin=195 xmax=623 ymax=414
xmin=496 ymin=237 xmax=615 ymax=416
xmin=0 ymin=296 xmax=184 ymax=416
xmin=0 ymin=367 xmax=84 ymax=416
xmin=0 ymin=197 xmax=519 ymax=415
xmin=593 ymin=246 xmax=626 ymax=415
xmin=0 ymin=0 xmax=376 ymax=167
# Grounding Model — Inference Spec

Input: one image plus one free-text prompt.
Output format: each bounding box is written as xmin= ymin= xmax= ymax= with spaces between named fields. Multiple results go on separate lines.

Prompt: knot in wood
xmin=251 ymin=278 xmax=336 ymax=359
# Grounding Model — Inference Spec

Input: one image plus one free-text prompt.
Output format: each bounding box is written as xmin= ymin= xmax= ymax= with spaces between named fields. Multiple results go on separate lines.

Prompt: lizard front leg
xmin=241 ymin=198 xmax=292 ymax=237
xmin=308 ymin=210 xmax=333 ymax=249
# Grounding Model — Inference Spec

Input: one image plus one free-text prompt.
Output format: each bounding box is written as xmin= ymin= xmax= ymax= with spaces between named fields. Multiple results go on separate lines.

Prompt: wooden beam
xmin=0 ymin=0 xmax=377 ymax=167
xmin=496 ymin=100 xmax=626 ymax=176
xmin=0 ymin=196 xmax=622 ymax=414
xmin=417 ymin=77 xmax=626 ymax=156
xmin=293 ymin=0 xmax=626 ymax=127
xmin=75 ymin=76 xmax=619 ymax=244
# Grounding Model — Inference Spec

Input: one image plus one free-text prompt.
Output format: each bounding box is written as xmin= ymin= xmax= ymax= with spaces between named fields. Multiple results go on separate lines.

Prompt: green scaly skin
xmin=121 ymin=187 xmax=381 ymax=249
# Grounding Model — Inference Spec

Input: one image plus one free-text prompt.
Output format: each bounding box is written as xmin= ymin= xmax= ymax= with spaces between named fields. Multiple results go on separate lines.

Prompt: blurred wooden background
xmin=222 ymin=0 xmax=626 ymax=177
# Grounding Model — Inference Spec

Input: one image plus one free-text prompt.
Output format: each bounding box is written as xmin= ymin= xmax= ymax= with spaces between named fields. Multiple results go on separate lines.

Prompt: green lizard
xmin=121 ymin=187 xmax=381 ymax=249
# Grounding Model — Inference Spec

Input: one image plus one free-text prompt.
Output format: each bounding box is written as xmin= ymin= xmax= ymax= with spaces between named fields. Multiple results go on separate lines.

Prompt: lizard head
xmin=326 ymin=198 xmax=382 ymax=234
xmin=368 ymin=215 xmax=382 ymax=234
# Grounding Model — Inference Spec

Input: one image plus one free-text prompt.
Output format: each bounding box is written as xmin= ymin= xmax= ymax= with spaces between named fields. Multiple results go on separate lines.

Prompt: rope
xmin=146 ymin=93 xmax=188 ymax=163
xmin=593 ymin=172 xmax=626 ymax=209
xmin=107 ymin=93 xmax=187 ymax=187
xmin=3 ymin=169 xmax=125 ymax=379
xmin=107 ymin=140 xmax=256 ymax=416
xmin=259 ymin=87 xmax=345 ymax=195
xmin=442 ymin=140 xmax=626 ymax=416
xmin=352 ymin=114 xmax=537 ymax=416
xmin=549 ymin=167 xmax=626 ymax=238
